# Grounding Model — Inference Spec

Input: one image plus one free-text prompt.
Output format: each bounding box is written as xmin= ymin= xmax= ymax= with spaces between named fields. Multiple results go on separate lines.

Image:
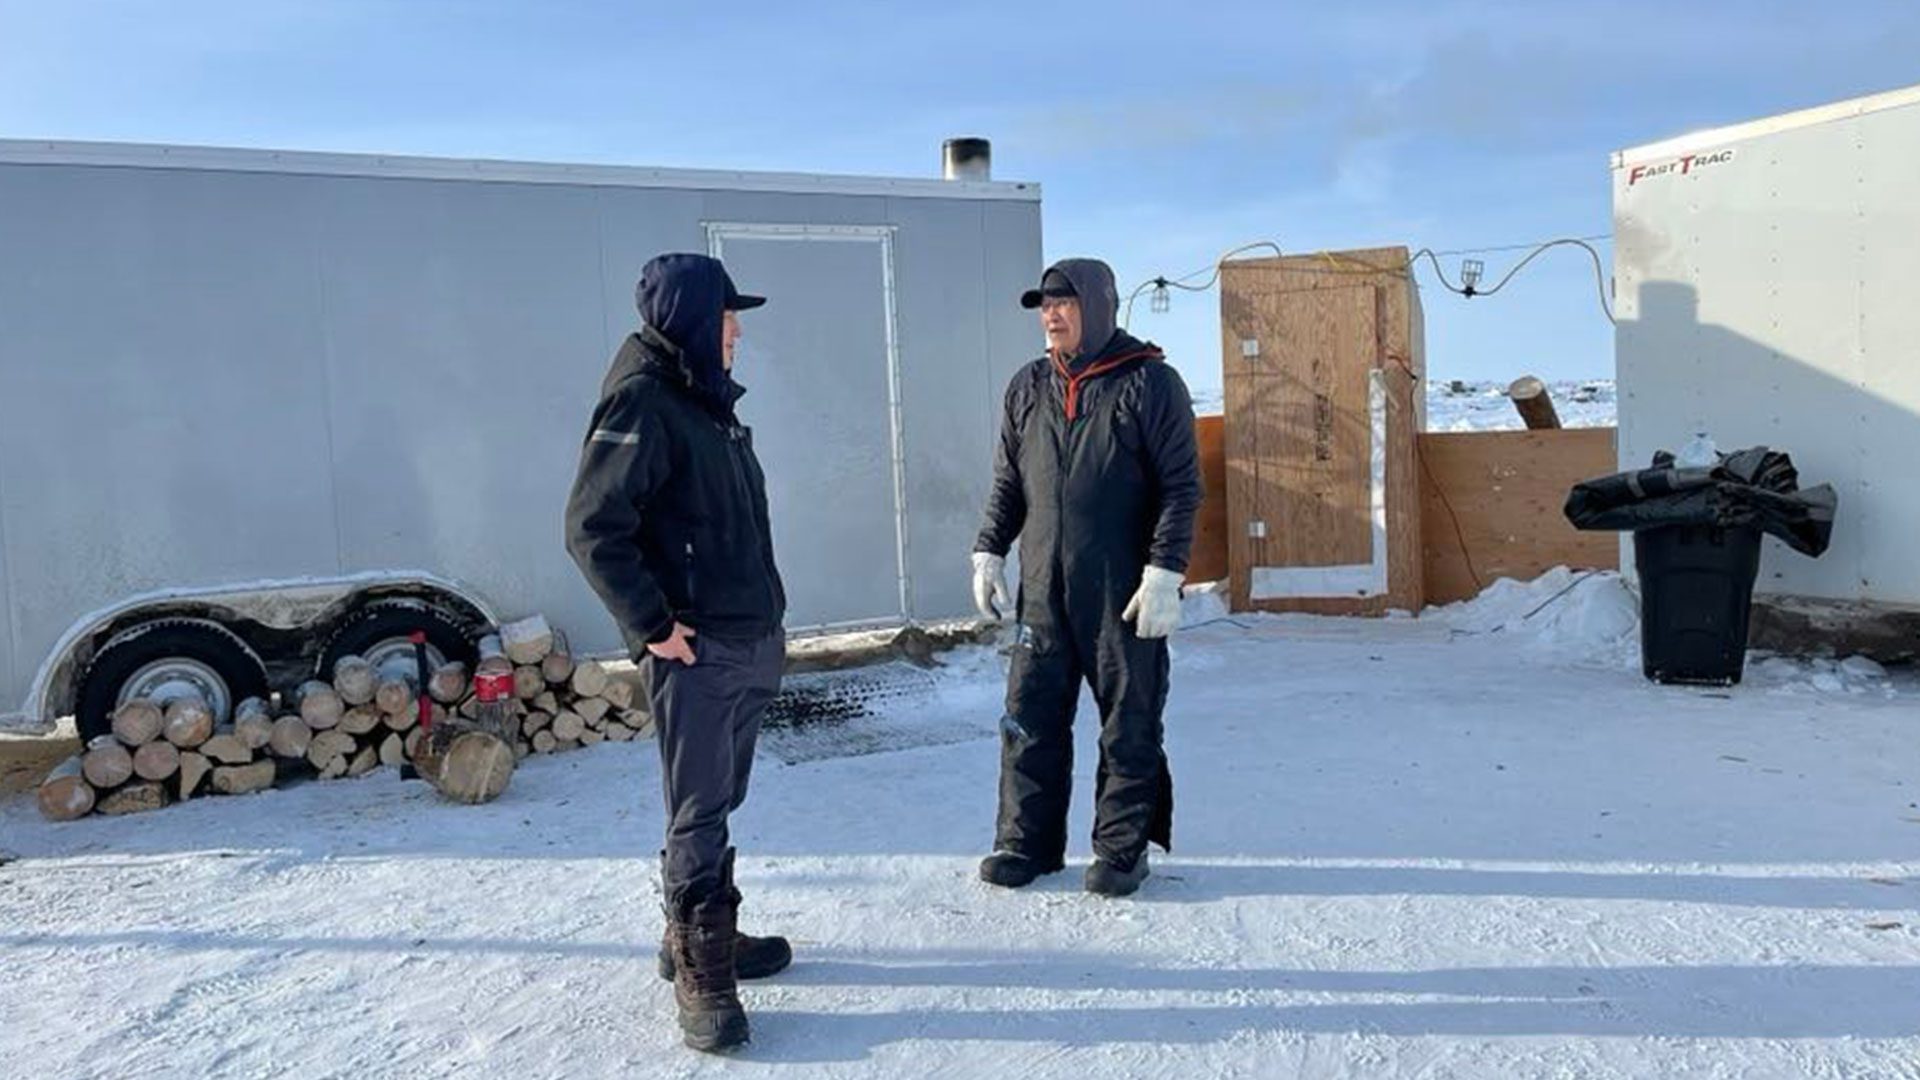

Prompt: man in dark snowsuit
xmin=565 ymin=253 xmax=790 ymax=1053
xmin=972 ymin=257 xmax=1201 ymax=898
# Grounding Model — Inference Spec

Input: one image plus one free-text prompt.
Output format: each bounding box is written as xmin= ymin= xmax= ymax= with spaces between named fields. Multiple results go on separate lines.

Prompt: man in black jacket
xmin=972 ymin=257 xmax=1201 ymax=898
xmin=565 ymin=252 xmax=789 ymax=1053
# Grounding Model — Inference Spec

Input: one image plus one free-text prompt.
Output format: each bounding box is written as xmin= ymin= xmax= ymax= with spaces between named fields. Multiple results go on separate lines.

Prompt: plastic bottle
xmin=1676 ymin=431 xmax=1718 ymax=469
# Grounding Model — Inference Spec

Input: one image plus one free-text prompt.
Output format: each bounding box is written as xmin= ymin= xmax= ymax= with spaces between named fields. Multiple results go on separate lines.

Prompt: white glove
xmin=971 ymin=552 xmax=1015 ymax=621
xmin=1122 ymin=566 xmax=1185 ymax=639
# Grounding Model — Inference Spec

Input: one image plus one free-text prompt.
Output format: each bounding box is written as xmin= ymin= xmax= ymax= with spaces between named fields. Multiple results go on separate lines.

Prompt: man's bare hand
xmin=647 ymin=622 xmax=698 ymax=665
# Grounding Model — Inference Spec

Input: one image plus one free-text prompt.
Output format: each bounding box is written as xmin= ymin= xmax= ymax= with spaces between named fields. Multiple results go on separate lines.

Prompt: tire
xmin=318 ymin=601 xmax=478 ymax=684
xmin=76 ymin=619 xmax=270 ymax=741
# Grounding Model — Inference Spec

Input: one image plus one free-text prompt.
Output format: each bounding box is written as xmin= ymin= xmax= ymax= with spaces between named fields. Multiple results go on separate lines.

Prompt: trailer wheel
xmin=75 ymin=619 xmax=270 ymax=741
xmin=318 ymin=602 xmax=478 ymax=683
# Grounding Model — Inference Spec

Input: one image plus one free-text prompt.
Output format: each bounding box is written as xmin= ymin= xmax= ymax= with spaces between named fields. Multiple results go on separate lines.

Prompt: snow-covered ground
xmin=4 ymin=573 xmax=1918 ymax=1079
xmin=1191 ymin=379 xmax=1617 ymax=433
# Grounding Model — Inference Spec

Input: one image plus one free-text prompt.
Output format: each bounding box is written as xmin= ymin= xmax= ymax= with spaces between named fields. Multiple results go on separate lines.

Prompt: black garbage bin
xmin=1565 ymin=445 xmax=1836 ymax=687
xmin=1632 ymin=524 xmax=1763 ymax=685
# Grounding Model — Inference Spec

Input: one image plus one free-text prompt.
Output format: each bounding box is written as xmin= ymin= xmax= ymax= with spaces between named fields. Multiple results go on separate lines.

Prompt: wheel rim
xmin=118 ymin=657 xmax=234 ymax=724
xmin=359 ymin=637 xmax=449 ymax=681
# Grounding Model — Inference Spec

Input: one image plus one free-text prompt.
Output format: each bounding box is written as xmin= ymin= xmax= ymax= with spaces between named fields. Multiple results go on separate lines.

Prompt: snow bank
xmin=1428 ymin=567 xmax=1640 ymax=663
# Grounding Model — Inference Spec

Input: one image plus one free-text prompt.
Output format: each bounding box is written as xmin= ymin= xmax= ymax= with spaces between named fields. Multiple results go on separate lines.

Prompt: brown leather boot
xmin=667 ymin=887 xmax=749 ymax=1053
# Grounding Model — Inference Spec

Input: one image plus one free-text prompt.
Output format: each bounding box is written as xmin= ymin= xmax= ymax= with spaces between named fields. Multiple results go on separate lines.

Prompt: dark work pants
xmin=995 ymin=615 xmax=1173 ymax=869
xmin=644 ymin=630 xmax=784 ymax=908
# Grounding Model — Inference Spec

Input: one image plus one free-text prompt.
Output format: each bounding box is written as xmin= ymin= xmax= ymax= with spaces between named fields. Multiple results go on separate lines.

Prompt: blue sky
xmin=4 ymin=1 xmax=1916 ymax=397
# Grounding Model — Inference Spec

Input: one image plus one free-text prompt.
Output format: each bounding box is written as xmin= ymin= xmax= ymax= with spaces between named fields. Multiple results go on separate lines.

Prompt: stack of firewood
xmin=36 ymin=613 xmax=652 ymax=820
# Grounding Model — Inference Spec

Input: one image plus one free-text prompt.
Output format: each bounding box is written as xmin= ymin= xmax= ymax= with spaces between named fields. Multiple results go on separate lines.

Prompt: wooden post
xmin=112 ymin=699 xmax=164 ymax=748
xmin=37 ymin=756 xmax=96 ymax=821
xmin=1507 ymin=375 xmax=1562 ymax=430
xmin=82 ymin=735 xmax=135 ymax=789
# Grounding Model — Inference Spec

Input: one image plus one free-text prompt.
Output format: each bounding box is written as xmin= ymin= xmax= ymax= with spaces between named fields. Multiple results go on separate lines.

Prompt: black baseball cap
xmin=1019 ymin=268 xmax=1077 ymax=309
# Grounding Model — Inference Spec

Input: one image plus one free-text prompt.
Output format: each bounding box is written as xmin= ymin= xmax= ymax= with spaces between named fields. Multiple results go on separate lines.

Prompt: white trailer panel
xmin=1612 ymin=84 xmax=1920 ymax=606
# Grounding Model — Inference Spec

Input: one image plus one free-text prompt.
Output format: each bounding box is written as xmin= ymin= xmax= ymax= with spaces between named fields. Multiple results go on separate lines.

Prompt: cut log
xmin=430 ymin=731 xmax=515 ymax=804
xmin=570 ymin=660 xmax=609 ymax=700
xmin=532 ymin=730 xmax=557 ymax=754
xmin=384 ymin=704 xmax=419 ymax=733
xmin=307 ymin=731 xmax=357 ymax=774
xmin=1507 ymin=375 xmax=1563 ymax=430
xmin=551 ymin=711 xmax=585 ymax=742
xmin=163 ymin=696 xmax=215 ymax=749
xmin=500 ymin=615 xmax=554 ymax=666
xmin=605 ymin=722 xmax=635 ymax=743
xmin=199 ymin=732 xmax=252 ymax=765
xmin=294 ymin=681 xmax=345 ymax=731
xmin=579 ymin=727 xmax=606 ymax=747
xmin=112 ymin=699 xmax=164 ymax=747
xmin=379 ymin=733 xmax=409 ymax=769
xmin=97 ymin=782 xmax=170 ymax=815
xmin=553 ymin=737 xmax=580 ymax=753
xmin=541 ymin=630 xmax=575 ymax=686
xmin=318 ymin=756 xmax=348 ymax=781
xmin=513 ymin=665 xmax=544 ymax=702
xmin=374 ymin=674 xmax=417 ymax=718
xmin=212 ymin=760 xmax=277 ymax=795
xmin=83 ymin=736 xmax=136 ymax=789
xmin=429 ymin=662 xmax=470 ymax=705
xmin=331 ymin=655 xmax=377 ymax=706
xmin=37 ymin=756 xmax=96 ymax=821
xmin=532 ymin=690 xmax=560 ymax=716
xmin=522 ymin=711 xmax=553 ymax=737
xmin=177 ymin=751 xmax=212 ymax=801
xmin=347 ymin=744 xmax=380 ymax=778
xmin=233 ymin=699 xmax=274 ymax=750
xmin=512 ymin=740 xmax=530 ymax=761
xmin=339 ymin=705 xmax=384 ymax=737
xmin=404 ymin=728 xmax=427 ymax=760
xmin=599 ymin=678 xmax=636 ymax=712
xmin=133 ymin=739 xmax=181 ymax=782
xmin=269 ymin=716 xmax=313 ymax=760
xmin=575 ymin=697 xmax=611 ymax=727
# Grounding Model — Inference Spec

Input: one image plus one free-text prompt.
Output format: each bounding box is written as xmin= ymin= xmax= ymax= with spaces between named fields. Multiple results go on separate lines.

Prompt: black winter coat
xmin=565 ymin=328 xmax=787 ymax=654
xmin=975 ymin=332 xmax=1201 ymax=632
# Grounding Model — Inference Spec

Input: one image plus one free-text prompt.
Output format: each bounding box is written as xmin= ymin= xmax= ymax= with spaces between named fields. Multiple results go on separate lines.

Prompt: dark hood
xmin=634 ymin=253 xmax=739 ymax=400
xmin=1038 ymin=257 xmax=1119 ymax=362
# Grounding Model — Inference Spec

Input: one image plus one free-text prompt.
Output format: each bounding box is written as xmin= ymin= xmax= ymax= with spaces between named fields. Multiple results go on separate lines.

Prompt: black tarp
xmin=1564 ymin=446 xmax=1837 ymax=557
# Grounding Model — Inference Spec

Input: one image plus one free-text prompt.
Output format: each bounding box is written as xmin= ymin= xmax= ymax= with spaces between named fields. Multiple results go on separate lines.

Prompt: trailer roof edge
xmin=1611 ymin=82 xmax=1920 ymax=169
xmin=0 ymin=138 xmax=1044 ymax=202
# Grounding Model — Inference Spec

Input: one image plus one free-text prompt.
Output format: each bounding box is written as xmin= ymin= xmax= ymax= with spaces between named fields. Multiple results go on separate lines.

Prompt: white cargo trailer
xmin=1612 ymin=84 xmax=1920 ymax=647
xmin=0 ymin=139 xmax=1042 ymax=735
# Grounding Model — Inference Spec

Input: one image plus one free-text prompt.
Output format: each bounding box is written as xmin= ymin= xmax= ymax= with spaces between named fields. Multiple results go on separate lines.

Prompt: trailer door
xmin=706 ymin=224 xmax=908 ymax=631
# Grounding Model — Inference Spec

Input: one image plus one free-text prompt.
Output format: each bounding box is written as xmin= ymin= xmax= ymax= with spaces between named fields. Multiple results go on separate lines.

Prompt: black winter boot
xmin=666 ymin=888 xmax=750 ymax=1052
xmin=979 ymin=850 xmax=1064 ymax=888
xmin=1085 ymin=851 xmax=1151 ymax=897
